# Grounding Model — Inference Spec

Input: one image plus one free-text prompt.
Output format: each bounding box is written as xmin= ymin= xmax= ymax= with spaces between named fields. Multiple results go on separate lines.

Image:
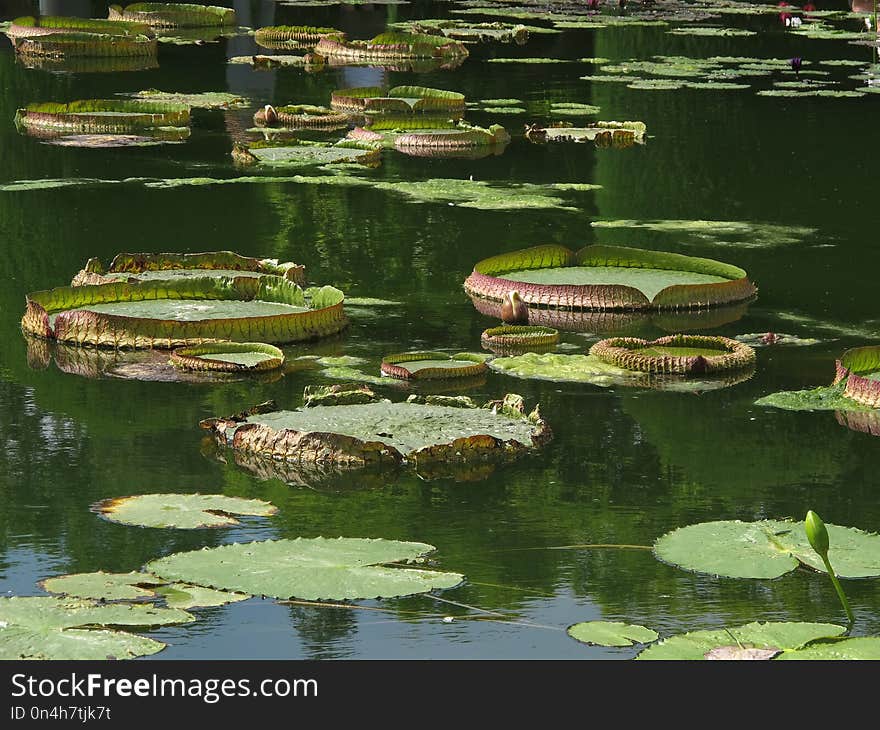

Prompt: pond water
xmin=2 ymin=0 xmax=880 ymax=659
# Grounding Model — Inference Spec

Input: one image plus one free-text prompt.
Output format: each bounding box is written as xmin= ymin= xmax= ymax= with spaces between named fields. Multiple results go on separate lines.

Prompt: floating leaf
xmin=92 ymin=493 xmax=278 ymax=529
xmin=170 ymin=342 xmax=285 ymax=372
xmin=776 ymin=637 xmax=880 ymax=660
xmin=590 ymin=334 xmax=755 ymax=375
xmin=654 ymin=519 xmax=880 ymax=578
xmin=381 ymin=352 xmax=489 ymax=380
xmin=568 ymin=621 xmax=659 ymax=647
xmin=146 ymin=537 xmax=464 ymax=600
xmin=637 ymin=622 xmax=846 ymax=660
xmin=488 ymin=352 xmax=640 ymax=387
xmin=0 ymin=596 xmax=192 ymax=660
xmin=127 ymin=90 xmax=249 ymax=109
xmin=755 ymin=383 xmax=870 ymax=412
xmin=108 ymin=3 xmax=237 ymax=28
xmin=154 ymin=584 xmax=250 ymax=609
xmin=40 ymin=571 xmax=166 ymax=601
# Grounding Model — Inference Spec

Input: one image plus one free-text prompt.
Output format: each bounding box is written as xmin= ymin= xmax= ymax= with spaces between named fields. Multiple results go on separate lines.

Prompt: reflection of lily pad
xmin=40 ymin=571 xmax=166 ymax=602
xmin=568 ymin=621 xmax=658 ymax=647
xmin=654 ymin=519 xmax=880 ymax=579
xmin=147 ymin=537 xmax=463 ymax=600
xmin=92 ymin=493 xmax=278 ymax=529
xmin=637 ymin=622 xmax=846 ymax=660
xmin=0 ymin=596 xmax=192 ymax=660
xmin=381 ymin=352 xmax=489 ymax=380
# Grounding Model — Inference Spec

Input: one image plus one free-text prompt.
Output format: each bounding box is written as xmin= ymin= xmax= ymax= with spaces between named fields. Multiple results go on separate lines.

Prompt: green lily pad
xmin=0 ymin=596 xmax=193 ymax=660
xmin=654 ymin=519 xmax=880 ymax=578
xmin=146 ymin=537 xmax=464 ymax=600
xmin=154 ymin=584 xmax=251 ymax=609
xmin=776 ymin=637 xmax=880 ymax=660
xmin=233 ymin=140 xmax=381 ymax=168
xmin=668 ymin=26 xmax=756 ymax=36
xmin=488 ymin=353 xmax=639 ymax=387
xmin=589 ymin=219 xmax=816 ymax=248
xmin=637 ymin=621 xmax=846 ymax=660
xmin=568 ymin=621 xmax=659 ymax=647
xmin=127 ymin=90 xmax=250 ymax=109
xmin=735 ymin=332 xmax=822 ymax=347
xmin=92 ymin=493 xmax=278 ymax=529
xmin=755 ymin=383 xmax=871 ymax=412
xmin=40 ymin=571 xmax=167 ymax=601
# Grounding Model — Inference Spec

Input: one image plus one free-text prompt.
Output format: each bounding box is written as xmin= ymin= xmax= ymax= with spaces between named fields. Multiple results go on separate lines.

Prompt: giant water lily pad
xmin=232 ymin=140 xmax=381 ymax=168
xmin=170 ymin=342 xmax=284 ymax=372
xmin=637 ymin=622 xmax=847 ymax=660
xmin=254 ymin=104 xmax=349 ymax=130
xmin=6 ymin=15 xmax=155 ymax=39
xmin=12 ymin=31 xmax=158 ymax=59
xmin=0 ymin=596 xmax=192 ymax=660
xmin=465 ymin=244 xmax=756 ymax=312
xmin=568 ymin=621 xmax=659 ymax=647
xmin=146 ymin=537 xmax=463 ymax=600
xmin=381 ymin=352 xmax=488 ymax=380
xmin=391 ymin=19 xmax=531 ymax=44
xmin=93 ymin=493 xmax=278 ymax=529
xmin=330 ymin=85 xmax=465 ymax=115
xmin=128 ymin=90 xmax=249 ymax=109
xmin=72 ymin=251 xmax=305 ymax=287
xmin=14 ymin=99 xmax=190 ymax=137
xmin=22 ymin=276 xmax=347 ymax=348
xmin=254 ymin=25 xmax=342 ymax=49
xmin=315 ymin=32 xmax=468 ymax=62
xmin=654 ymin=519 xmax=880 ymax=579
xmin=201 ymin=387 xmax=550 ymax=473
xmin=481 ymin=325 xmax=559 ymax=353
xmin=589 ymin=334 xmax=756 ymax=375
xmin=40 ymin=571 xmax=166 ymax=602
xmin=108 ymin=3 xmax=237 ymax=28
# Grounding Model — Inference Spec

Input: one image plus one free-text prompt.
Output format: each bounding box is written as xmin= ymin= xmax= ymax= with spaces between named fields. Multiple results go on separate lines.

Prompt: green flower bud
xmin=805 ymin=510 xmax=830 ymax=558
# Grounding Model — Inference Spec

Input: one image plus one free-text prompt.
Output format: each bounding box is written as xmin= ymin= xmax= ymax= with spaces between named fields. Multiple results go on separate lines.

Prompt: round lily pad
xmin=0 ymin=596 xmax=193 ymax=660
xmin=481 ymin=325 xmax=559 ymax=353
xmin=201 ymin=387 xmax=551 ymax=474
xmin=315 ymin=33 xmax=469 ymax=63
xmin=464 ymin=244 xmax=756 ymax=312
xmin=567 ymin=621 xmax=659 ymax=647
xmin=12 ymin=31 xmax=158 ymax=59
xmin=254 ymin=25 xmax=343 ymax=49
xmin=253 ymin=104 xmax=349 ymax=130
xmin=637 ymin=621 xmax=846 ymax=660
xmin=146 ymin=537 xmax=464 ymax=600
xmin=488 ymin=352 xmax=642 ymax=387
xmin=381 ymin=352 xmax=489 ymax=380
xmin=22 ymin=276 xmax=347 ymax=349
xmin=330 ymin=85 xmax=466 ymax=115
xmin=170 ymin=342 xmax=284 ymax=372
xmin=40 ymin=571 xmax=167 ymax=601
xmin=14 ymin=99 xmax=189 ymax=137
xmin=7 ymin=15 xmax=155 ymax=40
xmin=232 ymin=139 xmax=381 ymax=168
xmin=92 ymin=493 xmax=278 ymax=529
xmin=589 ymin=334 xmax=756 ymax=375
xmin=654 ymin=519 xmax=880 ymax=579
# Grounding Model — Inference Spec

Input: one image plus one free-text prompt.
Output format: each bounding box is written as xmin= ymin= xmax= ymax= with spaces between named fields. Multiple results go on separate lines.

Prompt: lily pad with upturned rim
xmin=567 ymin=621 xmax=659 ymax=647
xmin=381 ymin=352 xmax=489 ymax=380
xmin=108 ymin=3 xmax=237 ymax=28
xmin=91 ymin=493 xmax=279 ymax=529
xmin=170 ymin=342 xmax=284 ymax=372
xmin=146 ymin=537 xmax=464 ymax=601
xmin=464 ymin=244 xmax=756 ymax=312
xmin=653 ymin=519 xmax=880 ymax=579
xmin=589 ymin=334 xmax=756 ymax=375
xmin=481 ymin=325 xmax=559 ymax=353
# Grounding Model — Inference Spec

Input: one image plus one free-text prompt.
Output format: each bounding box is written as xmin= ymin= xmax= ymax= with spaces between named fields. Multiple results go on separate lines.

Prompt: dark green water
xmin=2 ymin=0 xmax=880 ymax=659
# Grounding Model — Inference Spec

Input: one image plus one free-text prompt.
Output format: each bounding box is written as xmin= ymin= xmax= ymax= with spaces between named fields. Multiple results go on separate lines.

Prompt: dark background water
xmin=1 ymin=0 xmax=879 ymax=658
